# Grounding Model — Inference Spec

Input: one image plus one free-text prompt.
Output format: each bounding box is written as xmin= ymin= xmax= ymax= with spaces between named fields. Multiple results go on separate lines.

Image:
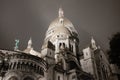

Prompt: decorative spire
xmin=27 ymin=37 xmax=32 ymax=48
xmin=91 ymin=36 xmax=97 ymax=50
xmin=91 ymin=36 xmax=95 ymax=44
xmin=59 ymin=7 xmax=64 ymax=18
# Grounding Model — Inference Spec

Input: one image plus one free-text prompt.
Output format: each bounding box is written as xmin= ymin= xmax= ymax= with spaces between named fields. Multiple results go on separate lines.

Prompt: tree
xmin=108 ymin=32 xmax=120 ymax=67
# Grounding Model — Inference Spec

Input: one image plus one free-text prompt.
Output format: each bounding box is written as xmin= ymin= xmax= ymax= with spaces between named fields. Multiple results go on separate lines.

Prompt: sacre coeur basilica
xmin=0 ymin=8 xmax=119 ymax=80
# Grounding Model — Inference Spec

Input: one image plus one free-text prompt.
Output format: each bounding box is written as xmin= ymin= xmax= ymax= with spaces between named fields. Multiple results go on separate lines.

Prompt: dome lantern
xmin=58 ymin=7 xmax=64 ymax=18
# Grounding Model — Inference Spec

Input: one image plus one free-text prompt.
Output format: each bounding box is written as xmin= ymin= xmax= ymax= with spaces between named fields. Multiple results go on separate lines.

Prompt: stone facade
xmin=0 ymin=7 xmax=118 ymax=80
xmin=0 ymin=50 xmax=47 ymax=80
xmin=80 ymin=37 xmax=120 ymax=80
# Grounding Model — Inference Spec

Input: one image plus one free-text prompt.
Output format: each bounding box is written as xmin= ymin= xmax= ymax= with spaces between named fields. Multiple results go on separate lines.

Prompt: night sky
xmin=0 ymin=0 xmax=120 ymax=52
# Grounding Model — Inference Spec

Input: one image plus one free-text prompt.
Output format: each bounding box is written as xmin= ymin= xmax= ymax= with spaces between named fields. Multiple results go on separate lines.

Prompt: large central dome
xmin=47 ymin=8 xmax=78 ymax=36
xmin=42 ymin=8 xmax=79 ymax=49
xmin=45 ymin=8 xmax=78 ymax=40
xmin=48 ymin=17 xmax=75 ymax=32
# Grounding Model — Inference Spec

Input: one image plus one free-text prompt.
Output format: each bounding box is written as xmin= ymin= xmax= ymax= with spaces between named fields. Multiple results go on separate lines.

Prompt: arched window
xmin=60 ymin=20 xmax=63 ymax=24
xmin=71 ymin=45 xmax=73 ymax=52
xmin=50 ymin=52 xmax=51 ymax=55
xmin=63 ymin=43 xmax=65 ymax=48
xmin=57 ymin=35 xmax=59 ymax=37
xmin=72 ymin=75 xmax=76 ymax=80
xmin=23 ymin=76 xmax=34 ymax=80
xmin=8 ymin=76 xmax=18 ymax=80
xmin=59 ymin=43 xmax=62 ymax=48
xmin=69 ymin=43 xmax=71 ymax=50
xmin=58 ymin=76 xmax=60 ymax=80
xmin=86 ymin=52 xmax=88 ymax=56
xmin=100 ymin=55 xmax=102 ymax=58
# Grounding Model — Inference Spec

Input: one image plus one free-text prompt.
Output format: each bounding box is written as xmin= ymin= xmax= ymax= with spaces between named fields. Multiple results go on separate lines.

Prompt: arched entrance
xmin=23 ymin=76 xmax=34 ymax=80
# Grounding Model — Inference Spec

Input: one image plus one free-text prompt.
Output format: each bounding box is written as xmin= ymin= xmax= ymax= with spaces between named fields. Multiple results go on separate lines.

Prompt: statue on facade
xmin=14 ymin=39 xmax=19 ymax=51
